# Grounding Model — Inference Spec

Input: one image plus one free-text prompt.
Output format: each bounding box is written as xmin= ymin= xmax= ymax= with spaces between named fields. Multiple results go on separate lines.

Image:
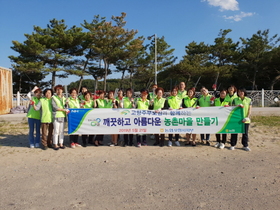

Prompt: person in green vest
xmin=230 ymin=88 xmax=252 ymax=151
xmin=116 ymin=89 xmax=124 ymax=108
xmin=67 ymin=88 xmax=82 ymax=148
xmin=80 ymin=91 xmax=95 ymax=147
xmin=33 ymin=88 xmax=54 ymax=150
xmin=197 ymin=86 xmax=214 ymax=146
xmin=135 ymin=89 xmax=150 ymax=147
xmin=177 ymin=82 xmax=187 ymax=99
xmin=226 ymin=85 xmax=238 ymax=105
xmin=106 ymin=90 xmax=119 ymax=146
xmin=149 ymin=87 xmax=166 ymax=147
xmin=78 ymin=86 xmax=88 ymax=101
xmin=123 ymin=88 xmax=135 ymax=147
xmin=182 ymin=87 xmax=198 ymax=146
xmin=164 ymin=87 xmax=182 ymax=147
xmin=213 ymin=89 xmax=231 ymax=149
xmin=52 ymin=85 xmax=68 ymax=150
xmin=27 ymin=87 xmax=42 ymax=148
xmin=94 ymin=90 xmax=107 ymax=146
xmin=148 ymin=84 xmax=157 ymax=101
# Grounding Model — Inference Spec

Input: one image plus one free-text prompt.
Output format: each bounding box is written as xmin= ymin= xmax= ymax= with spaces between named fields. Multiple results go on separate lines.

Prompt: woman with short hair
xmin=33 ymin=88 xmax=54 ymax=150
xmin=230 ymin=88 xmax=252 ymax=151
xmin=149 ymin=87 xmax=166 ymax=147
xmin=164 ymin=87 xmax=182 ymax=147
xmin=182 ymin=87 xmax=198 ymax=146
xmin=80 ymin=91 xmax=95 ymax=147
xmin=52 ymin=85 xmax=68 ymax=150
xmin=27 ymin=87 xmax=42 ymax=148
xmin=67 ymin=88 xmax=81 ymax=148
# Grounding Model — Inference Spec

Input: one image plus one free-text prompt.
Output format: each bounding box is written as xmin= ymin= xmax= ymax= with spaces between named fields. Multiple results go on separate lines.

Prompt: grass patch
xmin=251 ymin=116 xmax=280 ymax=127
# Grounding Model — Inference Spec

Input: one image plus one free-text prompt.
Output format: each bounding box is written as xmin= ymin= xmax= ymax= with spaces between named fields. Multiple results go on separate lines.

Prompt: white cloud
xmin=202 ymin=0 xmax=239 ymax=11
xmin=223 ymin=11 xmax=254 ymax=21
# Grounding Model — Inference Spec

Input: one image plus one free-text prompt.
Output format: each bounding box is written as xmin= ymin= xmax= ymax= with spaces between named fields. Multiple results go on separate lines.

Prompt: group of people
xmin=27 ymin=82 xmax=252 ymax=151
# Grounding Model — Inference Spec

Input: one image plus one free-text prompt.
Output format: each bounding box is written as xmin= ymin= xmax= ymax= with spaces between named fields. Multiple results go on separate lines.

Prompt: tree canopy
xmin=9 ymin=15 xmax=280 ymax=92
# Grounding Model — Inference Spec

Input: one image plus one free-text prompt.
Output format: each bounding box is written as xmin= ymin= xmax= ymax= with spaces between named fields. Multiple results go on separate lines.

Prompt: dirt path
xmin=0 ymin=124 xmax=280 ymax=209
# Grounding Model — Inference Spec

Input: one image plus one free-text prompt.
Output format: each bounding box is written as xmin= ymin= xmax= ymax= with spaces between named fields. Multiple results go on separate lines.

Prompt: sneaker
xmin=109 ymin=143 xmax=115 ymax=147
xmin=137 ymin=143 xmax=141 ymax=147
xmin=30 ymin=144 xmax=34 ymax=148
xmin=71 ymin=143 xmax=75 ymax=149
xmin=229 ymin=146 xmax=235 ymax=150
xmin=75 ymin=143 xmax=82 ymax=147
xmin=174 ymin=141 xmax=180 ymax=146
xmin=35 ymin=143 xmax=40 ymax=148
xmin=219 ymin=143 xmax=225 ymax=149
xmin=168 ymin=140 xmax=172 ymax=147
xmin=243 ymin=147 xmax=251 ymax=151
xmin=214 ymin=142 xmax=220 ymax=148
xmin=206 ymin=141 xmax=210 ymax=146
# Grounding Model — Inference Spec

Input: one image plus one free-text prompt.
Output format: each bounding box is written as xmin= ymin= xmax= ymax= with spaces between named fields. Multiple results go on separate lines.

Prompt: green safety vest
xmin=96 ymin=98 xmax=106 ymax=108
xmin=167 ymin=96 xmax=182 ymax=109
xmin=52 ymin=95 xmax=66 ymax=118
xmin=153 ymin=97 xmax=166 ymax=110
xmin=116 ymin=96 xmax=123 ymax=103
xmin=198 ymin=94 xmax=212 ymax=107
xmin=83 ymin=100 xmax=94 ymax=108
xmin=27 ymin=97 xmax=40 ymax=120
xmin=68 ymin=97 xmax=80 ymax=108
xmin=149 ymin=92 xmax=156 ymax=100
xmin=105 ymin=99 xmax=114 ymax=108
xmin=40 ymin=97 xmax=53 ymax=123
xmin=177 ymin=90 xmax=187 ymax=99
xmin=123 ymin=97 xmax=133 ymax=109
xmin=78 ymin=94 xmax=85 ymax=101
xmin=233 ymin=97 xmax=252 ymax=123
xmin=225 ymin=93 xmax=238 ymax=105
xmin=137 ymin=99 xmax=149 ymax=110
xmin=183 ymin=96 xmax=197 ymax=108
xmin=214 ymin=98 xmax=230 ymax=106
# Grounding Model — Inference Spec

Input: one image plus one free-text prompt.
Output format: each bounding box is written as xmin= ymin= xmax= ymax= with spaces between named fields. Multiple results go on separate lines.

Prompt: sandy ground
xmin=0 ymin=108 xmax=280 ymax=210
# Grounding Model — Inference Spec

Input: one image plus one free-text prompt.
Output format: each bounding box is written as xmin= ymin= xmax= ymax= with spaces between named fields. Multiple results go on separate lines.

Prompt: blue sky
xmin=1 ymin=0 xmax=280 ymax=85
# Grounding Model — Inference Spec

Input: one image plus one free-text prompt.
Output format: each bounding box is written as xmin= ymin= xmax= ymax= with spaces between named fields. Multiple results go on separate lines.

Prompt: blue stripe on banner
xmin=68 ymin=108 xmax=92 ymax=134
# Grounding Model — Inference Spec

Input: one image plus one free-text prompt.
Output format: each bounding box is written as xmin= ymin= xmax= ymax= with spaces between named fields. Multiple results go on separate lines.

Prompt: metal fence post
xmin=261 ymin=89 xmax=264 ymax=107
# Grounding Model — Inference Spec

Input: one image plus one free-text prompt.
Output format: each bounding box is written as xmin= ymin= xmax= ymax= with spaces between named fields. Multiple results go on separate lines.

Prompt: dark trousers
xmin=95 ymin=135 xmax=104 ymax=142
xmin=70 ymin=135 xmax=79 ymax=144
xmin=230 ymin=124 xmax=249 ymax=147
xmin=137 ymin=135 xmax=146 ymax=143
xmin=200 ymin=134 xmax=210 ymax=141
xmin=168 ymin=134 xmax=179 ymax=141
xmin=155 ymin=134 xmax=165 ymax=146
xmin=215 ymin=134 xmax=227 ymax=143
xmin=82 ymin=135 xmax=94 ymax=145
xmin=124 ymin=134 xmax=134 ymax=145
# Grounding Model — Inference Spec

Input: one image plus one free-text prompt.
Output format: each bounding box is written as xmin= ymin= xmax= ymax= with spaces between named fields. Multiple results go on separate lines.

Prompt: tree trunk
xmin=120 ymin=69 xmax=126 ymax=89
xmin=78 ymin=58 xmax=89 ymax=92
xmin=78 ymin=75 xmax=83 ymax=93
xmin=19 ymin=74 xmax=22 ymax=92
xmin=129 ymin=68 xmax=133 ymax=89
xmin=51 ymin=71 xmax=56 ymax=89
xmin=270 ymin=75 xmax=280 ymax=90
xmin=94 ymin=79 xmax=98 ymax=94
xmin=103 ymin=60 xmax=108 ymax=91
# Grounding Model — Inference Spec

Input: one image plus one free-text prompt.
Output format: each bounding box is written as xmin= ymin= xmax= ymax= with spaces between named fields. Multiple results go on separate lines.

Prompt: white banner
xmin=68 ymin=107 xmax=244 ymax=134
